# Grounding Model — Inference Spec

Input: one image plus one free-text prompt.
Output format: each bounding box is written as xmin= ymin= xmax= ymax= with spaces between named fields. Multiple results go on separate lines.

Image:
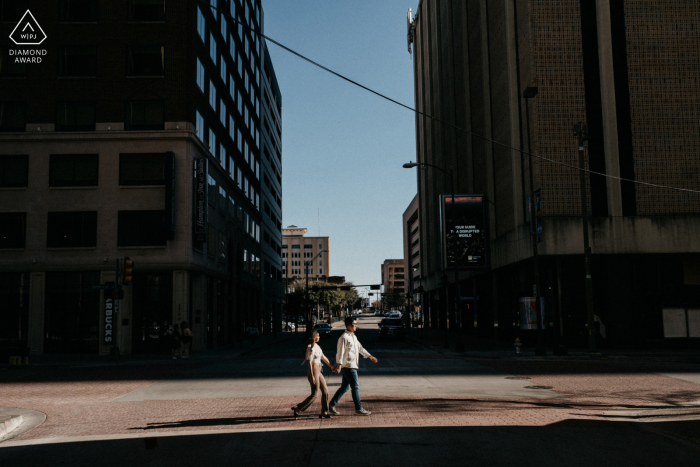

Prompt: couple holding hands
xmin=292 ymin=316 xmax=377 ymax=419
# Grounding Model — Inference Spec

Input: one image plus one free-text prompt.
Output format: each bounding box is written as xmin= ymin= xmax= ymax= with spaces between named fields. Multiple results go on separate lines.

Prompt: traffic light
xmin=123 ymin=257 xmax=134 ymax=285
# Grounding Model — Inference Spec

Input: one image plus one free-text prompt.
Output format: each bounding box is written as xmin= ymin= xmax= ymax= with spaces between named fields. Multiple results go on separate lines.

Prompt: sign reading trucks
xmin=104 ymin=297 xmax=114 ymax=343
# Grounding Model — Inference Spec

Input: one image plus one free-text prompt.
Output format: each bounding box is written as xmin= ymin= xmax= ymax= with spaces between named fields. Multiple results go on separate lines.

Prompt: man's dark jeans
xmin=329 ymin=368 xmax=362 ymax=411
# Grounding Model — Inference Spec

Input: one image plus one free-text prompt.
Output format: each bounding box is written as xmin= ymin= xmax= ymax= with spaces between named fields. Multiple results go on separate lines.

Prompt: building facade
xmin=0 ymin=0 xmax=283 ymax=354
xmin=409 ymin=0 xmax=700 ymax=346
xmin=281 ymin=226 xmax=329 ymax=280
xmin=381 ymin=259 xmax=404 ymax=310
xmin=402 ymin=194 xmax=420 ymax=301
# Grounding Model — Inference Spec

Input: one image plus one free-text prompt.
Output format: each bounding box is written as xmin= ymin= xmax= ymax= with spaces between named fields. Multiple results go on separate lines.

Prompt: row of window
xmin=0 ymin=46 xmax=165 ymax=79
xmin=0 ymin=0 xmax=165 ymax=24
xmin=283 ymin=260 xmax=323 ymax=267
xmin=0 ymin=211 xmax=168 ymax=249
xmin=282 ymin=244 xmax=324 ymax=249
xmin=283 ymin=269 xmax=323 ymax=276
xmin=0 ymin=153 xmax=170 ymax=188
xmin=0 ymin=101 xmax=165 ymax=132
xmin=280 ymin=252 xmax=325 ymax=259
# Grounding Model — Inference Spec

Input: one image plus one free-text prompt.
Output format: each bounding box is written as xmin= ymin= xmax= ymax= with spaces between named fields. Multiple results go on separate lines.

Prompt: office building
xmin=281 ymin=226 xmax=329 ymax=280
xmin=408 ymin=0 xmax=700 ymax=345
xmin=402 ymin=194 xmax=420 ymax=301
xmin=381 ymin=259 xmax=404 ymax=309
xmin=0 ymin=0 xmax=283 ymax=354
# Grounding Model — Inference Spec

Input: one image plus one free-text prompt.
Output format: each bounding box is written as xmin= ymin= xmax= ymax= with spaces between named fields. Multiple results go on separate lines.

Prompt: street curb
xmin=0 ymin=415 xmax=23 ymax=438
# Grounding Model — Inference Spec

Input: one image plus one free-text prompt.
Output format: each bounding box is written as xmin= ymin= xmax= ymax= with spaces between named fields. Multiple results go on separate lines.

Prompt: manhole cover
xmin=505 ymin=376 xmax=530 ymax=380
xmin=524 ymin=385 xmax=553 ymax=390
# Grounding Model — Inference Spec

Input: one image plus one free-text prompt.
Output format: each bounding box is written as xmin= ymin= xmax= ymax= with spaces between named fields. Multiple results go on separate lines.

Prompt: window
xmin=244 ymin=1 xmax=249 ymax=23
xmin=197 ymin=6 xmax=205 ymax=41
xmin=229 ymin=73 xmax=235 ymax=99
xmin=50 ymin=154 xmax=98 ymax=187
xmin=119 ymin=153 xmax=165 ymax=186
xmin=237 ymin=91 xmax=243 ymax=114
xmin=210 ymin=0 xmax=217 ymax=17
xmin=228 ymin=156 xmax=234 ymax=179
xmin=319 ymin=269 xmax=322 ymax=275
xmin=219 ymin=143 xmax=226 ymax=167
xmin=237 ymin=53 xmax=242 ymax=76
xmin=244 ymin=106 xmax=249 ymax=128
xmin=47 ymin=211 xmax=97 ymax=248
xmin=0 ymin=48 xmax=26 ymax=77
xmin=118 ymin=210 xmax=166 ymax=246
xmin=244 ymin=141 xmax=249 ymax=164
xmin=304 ymin=245 xmax=312 ymax=249
xmin=244 ymin=71 xmax=249 ymax=94
xmin=56 ymin=102 xmax=95 ymax=132
xmin=196 ymin=58 xmax=205 ymax=91
xmin=125 ymin=100 xmax=164 ymax=131
xmin=0 ymin=102 xmax=25 ymax=132
xmin=238 ymin=22 xmax=242 ymax=40
xmin=292 ymin=245 xmax=300 ymax=249
xmin=220 ymin=57 xmax=227 ymax=82
xmin=128 ymin=0 xmax=165 ymax=22
xmin=58 ymin=0 xmax=97 ymax=22
xmin=209 ymin=80 xmax=216 ymax=109
xmin=195 ymin=109 xmax=204 ymax=141
xmin=230 ymin=35 xmax=235 ymax=63
xmin=58 ymin=46 xmax=96 ymax=77
xmin=229 ymin=115 xmax=235 ymax=141
xmin=209 ymin=129 xmax=216 ymax=155
xmin=319 ymin=243 xmax=322 ymax=248
xmin=219 ymin=99 xmax=226 ymax=125
xmin=209 ymin=33 xmax=217 ymax=63
xmin=0 ymin=212 xmax=25 ymax=248
xmin=237 ymin=167 xmax=241 ymax=187
xmin=237 ymin=129 xmax=242 ymax=152
xmin=0 ymin=155 xmax=27 ymax=187
xmin=221 ymin=16 xmax=227 ymax=38
xmin=126 ymin=46 xmax=164 ymax=76
xmin=229 ymin=0 xmax=235 ymax=18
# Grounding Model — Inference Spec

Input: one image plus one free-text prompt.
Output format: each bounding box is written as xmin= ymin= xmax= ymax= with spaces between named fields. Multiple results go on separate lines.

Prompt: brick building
xmin=0 ymin=0 xmax=284 ymax=354
xmin=408 ymin=0 xmax=700 ymax=346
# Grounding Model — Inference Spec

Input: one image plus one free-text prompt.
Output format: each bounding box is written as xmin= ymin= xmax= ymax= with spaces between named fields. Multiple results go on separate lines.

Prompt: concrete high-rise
xmin=408 ymin=0 xmax=700 ymax=346
xmin=0 ymin=0 xmax=283 ymax=354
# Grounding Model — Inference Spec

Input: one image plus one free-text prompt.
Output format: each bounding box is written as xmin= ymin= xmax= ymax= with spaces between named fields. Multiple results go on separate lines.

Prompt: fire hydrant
xmin=514 ymin=338 xmax=523 ymax=356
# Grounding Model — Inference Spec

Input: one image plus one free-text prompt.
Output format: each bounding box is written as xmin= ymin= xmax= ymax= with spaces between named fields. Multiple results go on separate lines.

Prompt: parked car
xmin=374 ymin=310 xmax=382 ymax=316
xmin=314 ymin=323 xmax=332 ymax=338
xmin=378 ymin=318 xmax=405 ymax=340
xmin=386 ymin=310 xmax=402 ymax=319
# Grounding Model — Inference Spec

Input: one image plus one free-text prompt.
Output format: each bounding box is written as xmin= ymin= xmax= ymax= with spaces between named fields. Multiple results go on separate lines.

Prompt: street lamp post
xmin=304 ymin=249 xmax=328 ymax=337
xmin=573 ymin=122 xmax=596 ymax=353
xmin=403 ymin=161 xmax=462 ymax=351
xmin=522 ymin=86 xmax=546 ymax=356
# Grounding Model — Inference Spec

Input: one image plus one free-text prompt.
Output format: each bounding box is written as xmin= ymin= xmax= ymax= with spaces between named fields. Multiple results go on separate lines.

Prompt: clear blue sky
xmin=263 ymin=1 xmax=419 ymax=291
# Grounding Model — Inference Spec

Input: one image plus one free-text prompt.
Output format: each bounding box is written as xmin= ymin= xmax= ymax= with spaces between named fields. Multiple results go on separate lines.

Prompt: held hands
xmin=332 ymin=365 xmax=340 ymax=374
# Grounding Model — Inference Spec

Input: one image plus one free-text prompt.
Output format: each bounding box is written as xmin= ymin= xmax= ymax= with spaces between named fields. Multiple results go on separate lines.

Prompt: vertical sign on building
xmin=104 ymin=296 xmax=114 ymax=343
xmin=440 ymin=195 xmax=487 ymax=269
xmin=194 ymin=157 xmax=208 ymax=242
xmin=164 ymin=152 xmax=176 ymax=240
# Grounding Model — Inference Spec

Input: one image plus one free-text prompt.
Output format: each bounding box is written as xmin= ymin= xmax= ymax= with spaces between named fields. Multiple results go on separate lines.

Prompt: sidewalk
xmin=0 ymin=332 xmax=297 ymax=370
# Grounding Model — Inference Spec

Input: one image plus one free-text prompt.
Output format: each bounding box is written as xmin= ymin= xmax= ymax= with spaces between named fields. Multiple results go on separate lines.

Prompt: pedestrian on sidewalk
xmin=291 ymin=331 xmax=337 ymax=419
xmin=246 ymin=324 xmax=259 ymax=346
xmin=169 ymin=323 xmax=182 ymax=359
xmin=181 ymin=321 xmax=194 ymax=358
xmin=328 ymin=316 xmax=377 ymax=416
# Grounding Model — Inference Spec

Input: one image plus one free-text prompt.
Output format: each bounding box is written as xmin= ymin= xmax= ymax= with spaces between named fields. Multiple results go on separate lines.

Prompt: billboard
xmin=440 ymin=195 xmax=487 ymax=269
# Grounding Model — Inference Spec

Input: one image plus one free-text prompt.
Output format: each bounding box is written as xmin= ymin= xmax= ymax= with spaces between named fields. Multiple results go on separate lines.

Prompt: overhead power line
xmin=200 ymin=1 xmax=700 ymax=195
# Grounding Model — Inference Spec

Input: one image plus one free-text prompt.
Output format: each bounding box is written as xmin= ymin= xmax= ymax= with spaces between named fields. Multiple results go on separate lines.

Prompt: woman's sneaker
xmin=329 ymin=406 xmax=340 ymax=415
xmin=355 ymin=408 xmax=371 ymax=416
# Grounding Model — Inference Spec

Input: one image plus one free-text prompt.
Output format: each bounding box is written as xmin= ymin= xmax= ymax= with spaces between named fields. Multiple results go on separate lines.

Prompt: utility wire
xmin=201 ymin=1 xmax=700 ymax=195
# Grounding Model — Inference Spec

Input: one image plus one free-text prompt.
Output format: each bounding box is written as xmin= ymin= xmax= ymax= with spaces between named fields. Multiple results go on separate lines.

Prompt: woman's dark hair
xmin=302 ymin=331 xmax=319 ymax=359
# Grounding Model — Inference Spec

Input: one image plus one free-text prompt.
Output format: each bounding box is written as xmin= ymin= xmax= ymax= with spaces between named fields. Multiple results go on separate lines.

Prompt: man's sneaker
xmin=355 ymin=408 xmax=371 ymax=416
xmin=329 ymin=406 xmax=340 ymax=415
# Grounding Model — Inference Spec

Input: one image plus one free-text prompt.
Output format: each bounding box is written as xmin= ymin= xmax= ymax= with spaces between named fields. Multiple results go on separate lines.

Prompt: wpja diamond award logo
xmin=9 ymin=10 xmax=47 ymax=63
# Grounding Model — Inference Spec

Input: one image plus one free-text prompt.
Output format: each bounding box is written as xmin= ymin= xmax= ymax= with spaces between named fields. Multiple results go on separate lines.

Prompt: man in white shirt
xmin=329 ymin=316 xmax=378 ymax=416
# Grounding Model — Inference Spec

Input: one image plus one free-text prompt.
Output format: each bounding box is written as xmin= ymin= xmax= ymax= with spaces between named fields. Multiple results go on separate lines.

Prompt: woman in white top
xmin=292 ymin=331 xmax=337 ymax=419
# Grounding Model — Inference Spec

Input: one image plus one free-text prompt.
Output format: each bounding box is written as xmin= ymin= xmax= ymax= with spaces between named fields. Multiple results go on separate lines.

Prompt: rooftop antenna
xmin=407 ymin=8 xmax=414 ymax=56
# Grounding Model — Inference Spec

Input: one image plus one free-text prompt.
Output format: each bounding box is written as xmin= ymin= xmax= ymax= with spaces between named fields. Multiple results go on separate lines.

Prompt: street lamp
xmin=304 ymin=249 xmax=328 ymax=337
xmin=522 ymin=86 xmax=546 ymax=356
xmin=403 ymin=161 xmax=458 ymax=350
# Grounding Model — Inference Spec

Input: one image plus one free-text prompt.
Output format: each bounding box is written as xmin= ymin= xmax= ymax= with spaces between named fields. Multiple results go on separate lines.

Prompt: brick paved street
xmin=2 ymin=317 xmax=700 ymax=465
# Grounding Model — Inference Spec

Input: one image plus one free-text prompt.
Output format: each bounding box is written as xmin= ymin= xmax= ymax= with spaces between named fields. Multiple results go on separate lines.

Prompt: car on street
xmin=386 ymin=311 xmax=402 ymax=319
xmin=313 ymin=323 xmax=332 ymax=338
xmin=378 ymin=318 xmax=405 ymax=340
xmin=374 ymin=310 xmax=383 ymax=316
